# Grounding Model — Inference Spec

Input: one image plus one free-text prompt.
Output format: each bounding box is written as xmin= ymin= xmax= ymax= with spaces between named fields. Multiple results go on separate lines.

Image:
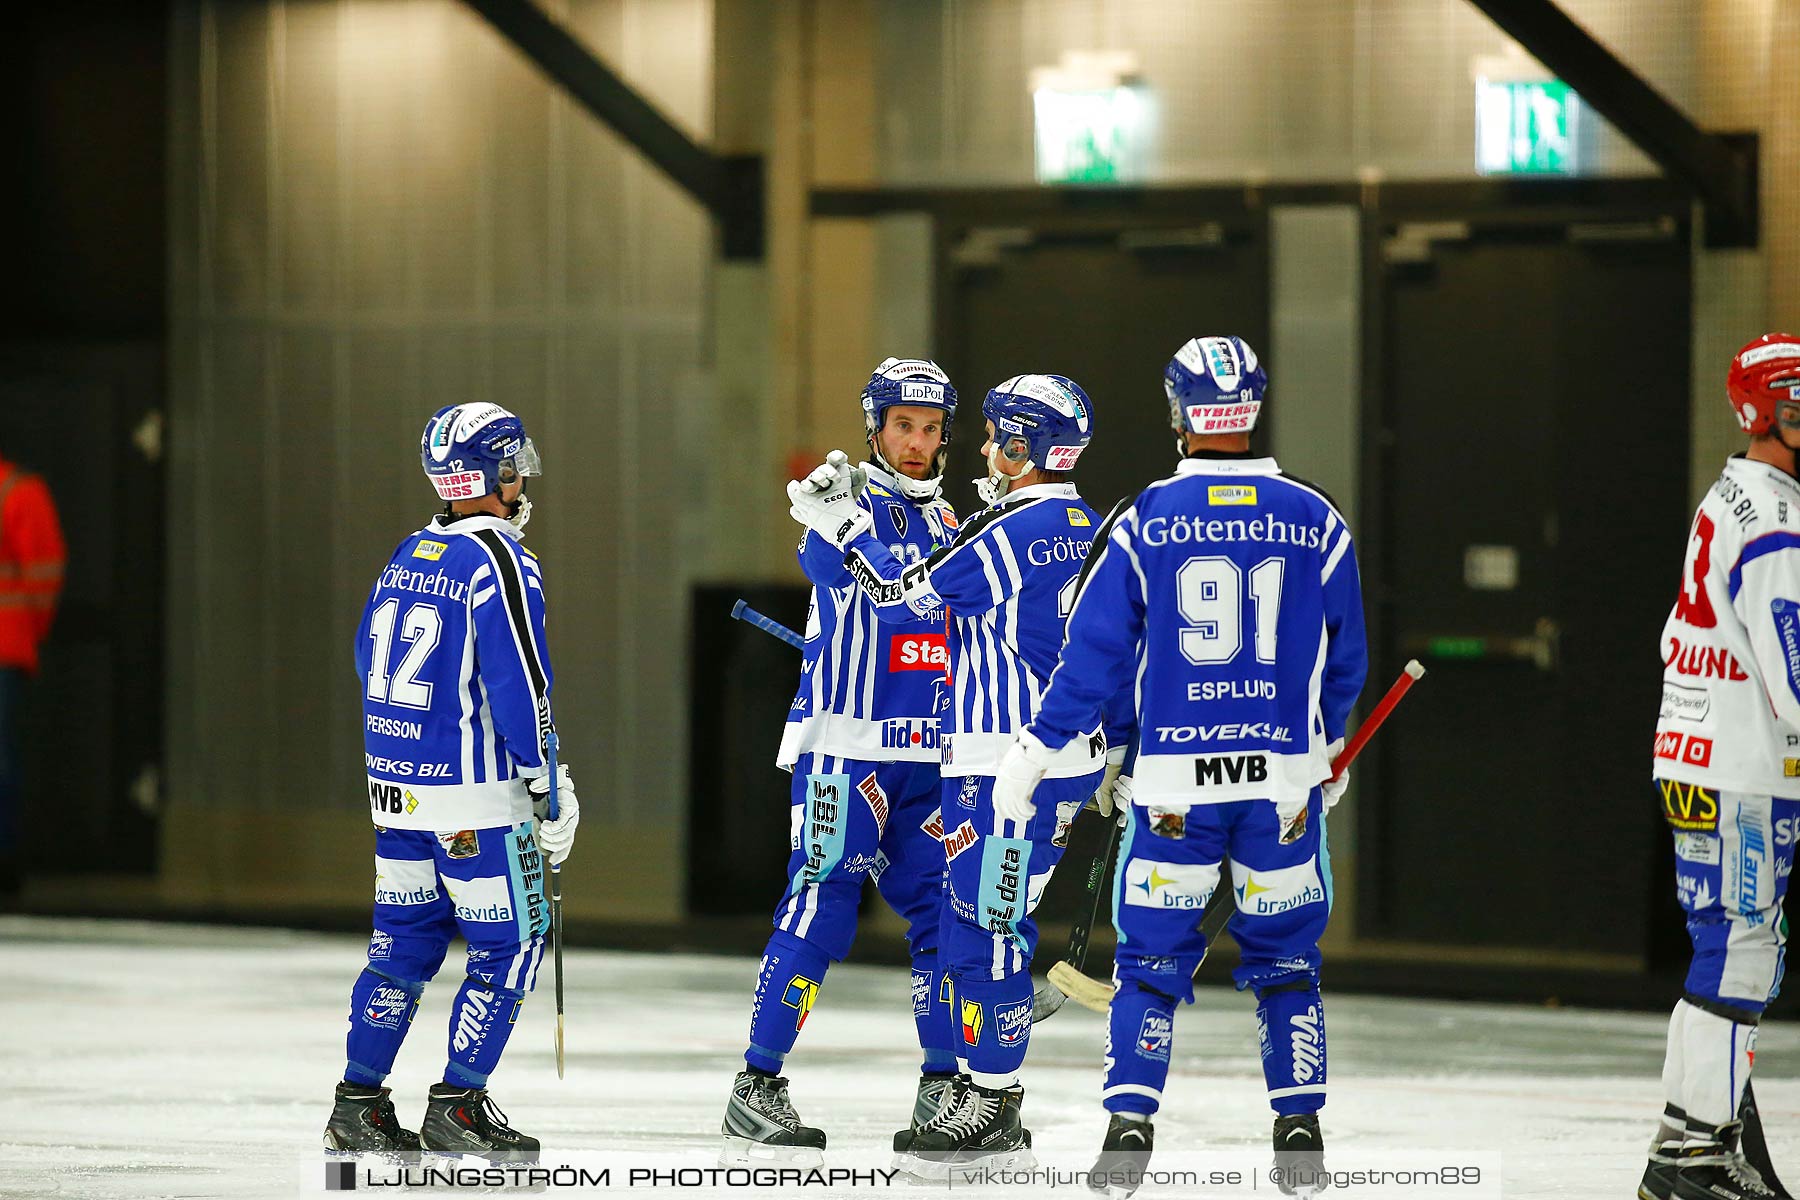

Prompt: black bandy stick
xmin=1031 ymin=807 xmax=1124 ymax=1022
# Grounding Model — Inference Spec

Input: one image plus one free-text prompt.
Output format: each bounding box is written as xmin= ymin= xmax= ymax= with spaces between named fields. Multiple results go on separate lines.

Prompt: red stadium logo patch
xmin=890 ymin=634 xmax=948 ymax=672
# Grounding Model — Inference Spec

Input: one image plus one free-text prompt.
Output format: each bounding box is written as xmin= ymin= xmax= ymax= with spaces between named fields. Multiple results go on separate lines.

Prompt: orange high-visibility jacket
xmin=0 ymin=461 xmax=65 ymax=672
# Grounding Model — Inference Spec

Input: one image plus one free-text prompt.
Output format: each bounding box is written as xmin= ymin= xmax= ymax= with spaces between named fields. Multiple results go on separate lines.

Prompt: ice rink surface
xmin=5 ymin=915 xmax=1798 ymax=1199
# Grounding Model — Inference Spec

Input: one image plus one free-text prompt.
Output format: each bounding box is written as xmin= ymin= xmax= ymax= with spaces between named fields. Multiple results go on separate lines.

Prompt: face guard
xmin=497 ymin=438 xmax=541 ymax=531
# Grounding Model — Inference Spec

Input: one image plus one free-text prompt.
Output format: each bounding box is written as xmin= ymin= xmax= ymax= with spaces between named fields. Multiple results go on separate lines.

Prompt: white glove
xmin=1111 ymin=773 xmax=1134 ymax=815
xmin=526 ymin=763 xmax=579 ymax=866
xmin=993 ymin=730 xmax=1054 ymax=825
xmin=795 ymin=449 xmax=868 ymax=498
xmin=1321 ymin=737 xmax=1349 ymax=814
xmin=1278 ymin=738 xmax=1349 ymax=845
xmin=787 ymin=450 xmax=872 ymax=549
xmin=1095 ymin=747 xmax=1128 ymax=817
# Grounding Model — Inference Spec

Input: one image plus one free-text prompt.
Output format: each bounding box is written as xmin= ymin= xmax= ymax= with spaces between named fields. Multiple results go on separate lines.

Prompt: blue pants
xmin=940 ymin=770 xmax=1099 ymax=1083
xmin=1105 ymin=791 xmax=1332 ymax=1117
xmin=746 ymin=753 xmax=949 ymax=1074
xmin=1660 ymin=781 xmax=1799 ymax=1013
xmin=343 ymin=822 xmax=548 ymax=1090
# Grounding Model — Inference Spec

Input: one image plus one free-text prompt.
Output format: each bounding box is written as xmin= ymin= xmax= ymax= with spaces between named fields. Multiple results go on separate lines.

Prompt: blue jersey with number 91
xmin=355 ymin=513 xmax=553 ymax=832
xmin=1028 ymin=454 xmax=1367 ymax=808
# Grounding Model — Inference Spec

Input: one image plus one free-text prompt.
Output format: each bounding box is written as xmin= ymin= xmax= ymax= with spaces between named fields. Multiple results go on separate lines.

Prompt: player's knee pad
xmin=1114 ymin=955 xmax=1199 ymax=1006
xmin=464 ymin=936 xmax=546 ymax=995
xmin=360 ymin=965 xmax=427 ymax=996
xmin=461 ymin=973 xmax=527 ymax=1004
xmin=773 ymin=876 xmax=862 ymax=962
xmin=1685 ymin=910 xmax=1784 ymax=1013
xmin=873 ymin=866 xmax=944 ymax=960
xmin=368 ymin=929 xmax=453 ymax=984
xmin=1237 ymin=956 xmax=1320 ymax=997
xmin=1255 ymin=977 xmax=1317 ymax=999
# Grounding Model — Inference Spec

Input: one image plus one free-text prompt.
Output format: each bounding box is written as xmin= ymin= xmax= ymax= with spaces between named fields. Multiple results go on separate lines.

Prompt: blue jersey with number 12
xmin=355 ymin=513 xmax=553 ymax=833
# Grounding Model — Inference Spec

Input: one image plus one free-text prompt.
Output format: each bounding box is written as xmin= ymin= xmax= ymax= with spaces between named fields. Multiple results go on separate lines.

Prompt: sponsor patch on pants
xmin=1137 ymin=1012 xmax=1172 ymax=1061
xmin=1660 ymin=779 xmax=1721 ymax=833
xmin=1290 ymin=1005 xmax=1325 ymax=1085
xmin=364 ymin=983 xmax=412 ymax=1031
xmin=782 ymin=976 xmax=820 ymax=1031
xmin=995 ymin=998 xmax=1032 ymax=1046
xmin=961 ymin=998 xmax=984 ymax=1045
xmin=1122 ymin=859 xmax=1217 ymax=910
xmin=1230 ymin=860 xmax=1325 ymax=917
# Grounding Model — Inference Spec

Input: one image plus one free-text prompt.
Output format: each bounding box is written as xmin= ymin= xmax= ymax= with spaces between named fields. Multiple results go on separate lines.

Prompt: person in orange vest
xmin=0 ymin=453 xmax=65 ymax=894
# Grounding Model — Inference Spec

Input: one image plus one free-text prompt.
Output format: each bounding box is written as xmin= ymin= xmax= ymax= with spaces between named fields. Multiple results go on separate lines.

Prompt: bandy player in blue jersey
xmin=720 ymin=359 xmax=966 ymax=1166
xmin=994 ymin=338 xmax=1367 ymax=1198
xmin=789 ymin=373 xmax=1128 ymax=1176
xmin=323 ymin=403 xmax=579 ymax=1160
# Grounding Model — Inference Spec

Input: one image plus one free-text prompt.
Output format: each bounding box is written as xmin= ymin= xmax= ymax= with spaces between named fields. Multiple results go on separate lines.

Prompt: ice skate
xmin=1272 ymin=1113 xmax=1328 ymax=1197
xmin=1086 ymin=1113 xmax=1153 ymax=1198
xmin=1639 ymin=1107 xmax=1686 ymax=1200
xmin=891 ymin=1072 xmax=963 ymax=1154
xmin=419 ymin=1083 xmax=540 ymax=1162
xmin=902 ymin=1080 xmax=1034 ymax=1181
xmin=719 ymin=1069 xmax=826 ymax=1167
xmin=1673 ymin=1120 xmax=1781 ymax=1199
xmin=322 ymin=1081 xmax=422 ymax=1157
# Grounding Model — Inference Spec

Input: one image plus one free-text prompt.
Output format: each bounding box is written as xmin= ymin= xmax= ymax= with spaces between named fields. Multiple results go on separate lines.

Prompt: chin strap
xmin=977 ymin=444 xmax=1030 ymax=507
xmin=438 ymin=492 xmax=534 ymax=533
xmin=868 ymin=440 xmax=943 ymax=502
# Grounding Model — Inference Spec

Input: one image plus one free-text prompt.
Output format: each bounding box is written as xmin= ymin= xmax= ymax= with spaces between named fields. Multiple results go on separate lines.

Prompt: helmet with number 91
xmin=861 ymin=357 xmax=958 ymax=501
xmin=1727 ymin=333 xmax=1800 ymax=437
xmin=979 ymin=373 xmax=1093 ymax=502
xmin=420 ymin=403 xmax=542 ymax=531
xmin=1165 ymin=335 xmax=1268 ymax=449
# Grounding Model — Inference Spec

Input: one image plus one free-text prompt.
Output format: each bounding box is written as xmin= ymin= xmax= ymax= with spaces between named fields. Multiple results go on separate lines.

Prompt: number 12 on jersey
xmin=366 ymin=598 xmax=442 ymax=709
xmin=1176 ymin=555 xmax=1284 ymax=666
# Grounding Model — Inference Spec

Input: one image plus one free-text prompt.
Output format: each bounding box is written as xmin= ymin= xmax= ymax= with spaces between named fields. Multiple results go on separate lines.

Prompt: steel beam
xmin=463 ymin=0 xmax=763 ymax=259
xmin=1467 ymin=0 xmax=1756 ymax=247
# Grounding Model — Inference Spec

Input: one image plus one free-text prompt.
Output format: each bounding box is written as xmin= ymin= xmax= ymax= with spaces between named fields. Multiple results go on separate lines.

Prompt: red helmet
xmin=1727 ymin=333 xmax=1800 ymax=435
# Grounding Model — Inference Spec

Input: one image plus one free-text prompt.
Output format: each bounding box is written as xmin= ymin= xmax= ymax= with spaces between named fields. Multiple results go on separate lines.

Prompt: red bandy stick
xmin=1329 ymin=659 xmax=1427 ymax=782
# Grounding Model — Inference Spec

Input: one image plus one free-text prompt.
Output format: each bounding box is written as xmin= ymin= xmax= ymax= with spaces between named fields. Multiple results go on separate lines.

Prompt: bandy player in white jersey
xmin=1642 ymin=334 xmax=1800 ymax=1200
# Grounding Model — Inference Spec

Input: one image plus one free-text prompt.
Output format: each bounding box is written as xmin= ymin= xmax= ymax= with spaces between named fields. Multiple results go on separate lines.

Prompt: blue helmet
xmin=861 ymin=357 xmax=958 ymax=501
xmin=420 ymin=403 xmax=541 ymax=527
xmin=1165 ymin=335 xmax=1267 ymax=439
xmin=979 ymin=374 xmax=1093 ymax=501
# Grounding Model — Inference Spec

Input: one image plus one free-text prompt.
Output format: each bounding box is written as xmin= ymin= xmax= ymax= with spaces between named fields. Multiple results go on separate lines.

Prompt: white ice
xmin=4 ymin=914 xmax=1797 ymax=1199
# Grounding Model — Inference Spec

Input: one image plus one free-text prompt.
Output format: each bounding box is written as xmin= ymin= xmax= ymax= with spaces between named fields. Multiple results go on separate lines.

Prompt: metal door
xmin=1363 ymin=219 xmax=1691 ymax=954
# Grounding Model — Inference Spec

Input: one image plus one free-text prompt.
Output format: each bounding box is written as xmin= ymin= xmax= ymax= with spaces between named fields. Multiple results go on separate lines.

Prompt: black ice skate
xmin=902 ymin=1080 xmax=1034 ymax=1180
xmin=1272 ymin=1113 xmax=1328 ymax=1198
xmin=419 ymin=1083 xmax=540 ymax=1161
xmin=719 ymin=1069 xmax=827 ymax=1167
xmin=1673 ymin=1120 xmax=1781 ymax=1200
xmin=1639 ymin=1104 xmax=1686 ymax=1200
xmin=891 ymin=1073 xmax=964 ymax=1153
xmin=322 ymin=1081 xmax=422 ymax=1156
xmin=1087 ymin=1113 xmax=1154 ymax=1198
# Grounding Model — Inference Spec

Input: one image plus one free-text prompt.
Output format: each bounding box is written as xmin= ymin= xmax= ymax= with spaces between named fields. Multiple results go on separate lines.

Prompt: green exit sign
xmin=1476 ymin=78 xmax=1582 ymax=176
xmin=1033 ymin=86 xmax=1147 ymax=184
